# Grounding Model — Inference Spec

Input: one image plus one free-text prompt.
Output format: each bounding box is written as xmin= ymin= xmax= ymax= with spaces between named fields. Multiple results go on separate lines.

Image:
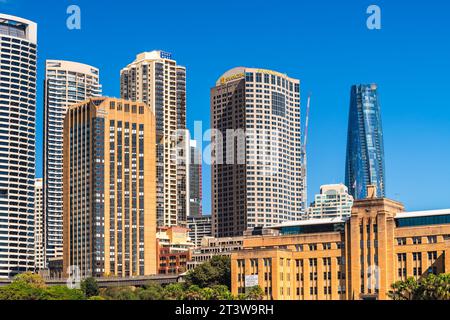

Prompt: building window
xmin=428 ymin=251 xmax=438 ymax=260
xmin=413 ymin=237 xmax=422 ymax=245
xmin=413 ymin=252 xmax=422 ymax=261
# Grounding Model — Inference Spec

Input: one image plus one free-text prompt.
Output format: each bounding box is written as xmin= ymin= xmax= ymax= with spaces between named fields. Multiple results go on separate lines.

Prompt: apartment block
xmin=34 ymin=178 xmax=44 ymax=271
xmin=0 ymin=14 xmax=37 ymax=278
xmin=120 ymin=51 xmax=187 ymax=228
xmin=43 ymin=60 xmax=101 ymax=263
xmin=307 ymin=184 xmax=354 ymax=220
xmin=63 ymin=98 xmax=157 ymax=278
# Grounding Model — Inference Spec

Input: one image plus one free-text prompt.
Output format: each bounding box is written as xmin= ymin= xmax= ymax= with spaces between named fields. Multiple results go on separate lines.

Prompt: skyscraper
xmin=63 ymin=98 xmax=157 ymax=278
xmin=306 ymin=184 xmax=354 ymax=220
xmin=120 ymin=51 xmax=187 ymax=228
xmin=345 ymin=84 xmax=386 ymax=200
xmin=43 ymin=60 xmax=101 ymax=264
xmin=211 ymin=67 xmax=304 ymax=237
xmin=0 ymin=14 xmax=37 ymax=278
xmin=34 ymin=178 xmax=44 ymax=271
xmin=188 ymin=139 xmax=202 ymax=218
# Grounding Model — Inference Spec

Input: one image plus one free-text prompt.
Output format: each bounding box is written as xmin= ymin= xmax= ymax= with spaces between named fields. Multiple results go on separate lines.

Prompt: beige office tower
xmin=120 ymin=51 xmax=187 ymax=228
xmin=211 ymin=68 xmax=304 ymax=238
xmin=63 ymin=98 xmax=156 ymax=278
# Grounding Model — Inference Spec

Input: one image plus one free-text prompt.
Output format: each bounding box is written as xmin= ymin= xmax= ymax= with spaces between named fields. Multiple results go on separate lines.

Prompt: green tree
xmin=163 ymin=283 xmax=185 ymax=300
xmin=137 ymin=283 xmax=165 ymax=300
xmin=0 ymin=281 xmax=46 ymax=300
xmin=13 ymin=272 xmax=47 ymax=289
xmin=101 ymin=286 xmax=139 ymax=300
xmin=243 ymin=286 xmax=264 ymax=301
xmin=207 ymin=285 xmax=234 ymax=300
xmin=389 ymin=273 xmax=450 ymax=300
xmin=0 ymin=273 xmax=47 ymax=300
xmin=183 ymin=285 xmax=203 ymax=300
xmin=81 ymin=277 xmax=99 ymax=298
xmin=185 ymin=256 xmax=231 ymax=289
xmin=45 ymin=286 xmax=85 ymax=300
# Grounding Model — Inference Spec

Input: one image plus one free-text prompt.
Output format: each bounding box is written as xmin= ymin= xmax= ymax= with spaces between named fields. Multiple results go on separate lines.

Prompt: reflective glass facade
xmin=345 ymin=84 xmax=385 ymax=200
xmin=396 ymin=214 xmax=450 ymax=228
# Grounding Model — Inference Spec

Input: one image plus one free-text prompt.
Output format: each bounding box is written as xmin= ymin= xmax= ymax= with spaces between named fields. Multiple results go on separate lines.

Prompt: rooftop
xmin=396 ymin=209 xmax=450 ymax=219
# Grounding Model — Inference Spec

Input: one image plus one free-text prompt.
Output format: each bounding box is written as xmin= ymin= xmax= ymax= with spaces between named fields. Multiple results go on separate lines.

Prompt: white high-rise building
xmin=211 ymin=67 xmax=304 ymax=237
xmin=307 ymin=184 xmax=354 ymax=220
xmin=34 ymin=178 xmax=44 ymax=271
xmin=120 ymin=51 xmax=187 ymax=228
xmin=0 ymin=14 xmax=37 ymax=278
xmin=43 ymin=60 xmax=101 ymax=263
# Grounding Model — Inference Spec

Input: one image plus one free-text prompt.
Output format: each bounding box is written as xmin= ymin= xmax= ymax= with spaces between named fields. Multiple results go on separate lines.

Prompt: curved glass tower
xmin=0 ymin=14 xmax=37 ymax=278
xmin=345 ymin=84 xmax=386 ymax=200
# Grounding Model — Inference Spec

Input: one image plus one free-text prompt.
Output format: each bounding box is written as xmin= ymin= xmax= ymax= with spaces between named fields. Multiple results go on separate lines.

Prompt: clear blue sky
xmin=2 ymin=0 xmax=450 ymax=213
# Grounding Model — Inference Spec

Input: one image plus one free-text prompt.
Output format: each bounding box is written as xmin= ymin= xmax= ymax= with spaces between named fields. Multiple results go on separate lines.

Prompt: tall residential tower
xmin=43 ymin=60 xmax=101 ymax=264
xmin=0 ymin=14 xmax=37 ymax=278
xmin=120 ymin=51 xmax=187 ymax=227
xmin=34 ymin=178 xmax=44 ymax=271
xmin=63 ymin=98 xmax=157 ymax=278
xmin=211 ymin=67 xmax=304 ymax=237
xmin=345 ymin=84 xmax=386 ymax=200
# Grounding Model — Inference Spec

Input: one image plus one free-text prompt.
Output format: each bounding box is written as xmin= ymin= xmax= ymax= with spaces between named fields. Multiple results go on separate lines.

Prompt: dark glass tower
xmin=345 ymin=84 xmax=386 ymax=200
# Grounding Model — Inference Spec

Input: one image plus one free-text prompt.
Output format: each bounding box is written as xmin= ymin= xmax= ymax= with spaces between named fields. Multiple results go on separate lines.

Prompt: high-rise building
xmin=187 ymin=215 xmax=211 ymax=247
xmin=211 ymin=67 xmax=304 ymax=238
xmin=120 ymin=51 xmax=187 ymax=228
xmin=63 ymin=98 xmax=157 ymax=278
xmin=345 ymin=84 xmax=386 ymax=200
xmin=188 ymin=139 xmax=202 ymax=218
xmin=34 ymin=178 xmax=44 ymax=271
xmin=0 ymin=14 xmax=37 ymax=278
xmin=43 ymin=60 xmax=101 ymax=264
xmin=306 ymin=184 xmax=354 ymax=220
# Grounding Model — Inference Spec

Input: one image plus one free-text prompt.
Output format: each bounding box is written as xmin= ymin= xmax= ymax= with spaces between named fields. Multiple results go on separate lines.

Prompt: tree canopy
xmin=389 ymin=273 xmax=450 ymax=300
xmin=184 ymin=255 xmax=231 ymax=289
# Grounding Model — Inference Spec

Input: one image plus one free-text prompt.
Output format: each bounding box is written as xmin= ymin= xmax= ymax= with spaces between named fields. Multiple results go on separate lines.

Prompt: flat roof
xmin=396 ymin=209 xmax=450 ymax=219
xmin=271 ymin=217 xmax=347 ymax=229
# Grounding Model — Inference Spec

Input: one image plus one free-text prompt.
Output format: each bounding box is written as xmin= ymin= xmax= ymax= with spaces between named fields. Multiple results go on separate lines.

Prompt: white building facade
xmin=307 ymin=184 xmax=354 ymax=220
xmin=120 ymin=51 xmax=187 ymax=227
xmin=34 ymin=178 xmax=44 ymax=271
xmin=0 ymin=14 xmax=37 ymax=278
xmin=43 ymin=60 xmax=101 ymax=263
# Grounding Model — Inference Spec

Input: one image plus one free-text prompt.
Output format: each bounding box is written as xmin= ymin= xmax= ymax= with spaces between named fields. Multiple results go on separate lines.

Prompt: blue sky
xmin=2 ymin=0 xmax=450 ymax=213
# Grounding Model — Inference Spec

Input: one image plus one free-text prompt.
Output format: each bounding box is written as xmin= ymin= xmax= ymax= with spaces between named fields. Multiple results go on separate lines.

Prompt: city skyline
xmin=1 ymin=0 xmax=449 ymax=215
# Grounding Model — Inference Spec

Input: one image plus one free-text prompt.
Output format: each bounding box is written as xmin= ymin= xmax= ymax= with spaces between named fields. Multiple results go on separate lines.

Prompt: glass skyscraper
xmin=345 ymin=84 xmax=386 ymax=200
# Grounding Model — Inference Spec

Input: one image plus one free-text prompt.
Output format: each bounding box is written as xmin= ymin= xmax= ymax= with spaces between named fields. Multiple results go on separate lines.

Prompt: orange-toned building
xmin=156 ymin=226 xmax=194 ymax=274
xmin=231 ymin=190 xmax=450 ymax=300
xmin=63 ymin=98 xmax=157 ymax=278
